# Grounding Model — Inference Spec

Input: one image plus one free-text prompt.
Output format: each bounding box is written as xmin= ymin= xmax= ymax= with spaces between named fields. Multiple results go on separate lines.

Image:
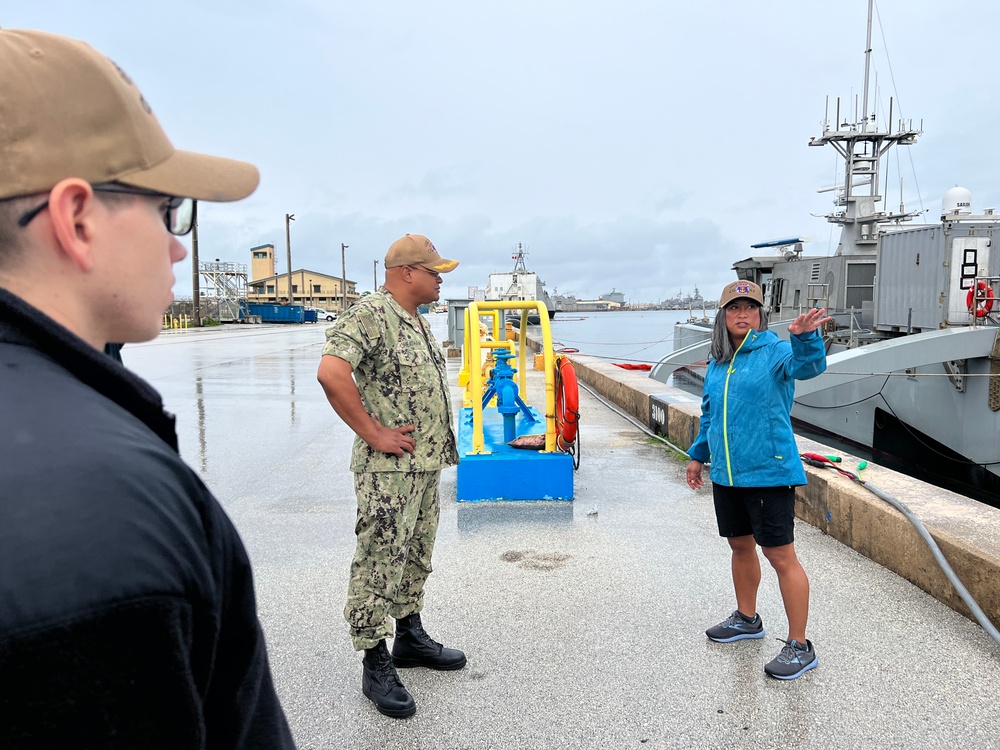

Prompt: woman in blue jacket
xmin=687 ymin=280 xmax=830 ymax=680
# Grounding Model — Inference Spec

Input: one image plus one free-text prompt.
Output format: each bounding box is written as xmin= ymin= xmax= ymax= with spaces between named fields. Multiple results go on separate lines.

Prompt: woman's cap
xmin=0 ymin=29 xmax=259 ymax=202
xmin=719 ymin=280 xmax=764 ymax=307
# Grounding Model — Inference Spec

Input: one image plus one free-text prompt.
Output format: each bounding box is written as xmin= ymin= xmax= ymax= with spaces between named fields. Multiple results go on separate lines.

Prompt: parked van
xmin=307 ymin=308 xmax=337 ymax=322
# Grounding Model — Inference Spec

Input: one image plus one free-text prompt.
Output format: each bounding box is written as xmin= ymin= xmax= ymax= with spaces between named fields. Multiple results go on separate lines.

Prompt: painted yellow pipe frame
xmin=462 ymin=340 xmax=516 ymax=409
xmin=459 ymin=307 xmax=519 ymax=408
xmin=462 ymin=300 xmax=557 ymax=454
xmin=460 ymin=307 xmax=524 ymax=410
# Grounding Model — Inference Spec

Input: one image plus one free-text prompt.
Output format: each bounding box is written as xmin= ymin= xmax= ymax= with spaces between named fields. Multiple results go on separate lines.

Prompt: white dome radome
xmin=942 ymin=186 xmax=972 ymax=216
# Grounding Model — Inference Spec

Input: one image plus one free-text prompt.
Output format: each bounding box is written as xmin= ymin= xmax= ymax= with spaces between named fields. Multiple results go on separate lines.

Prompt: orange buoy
xmin=554 ymin=355 xmax=580 ymax=450
xmin=966 ymin=280 xmax=995 ymax=318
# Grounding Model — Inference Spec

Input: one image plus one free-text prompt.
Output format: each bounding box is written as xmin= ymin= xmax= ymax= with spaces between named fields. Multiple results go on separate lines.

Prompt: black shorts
xmin=712 ymin=484 xmax=796 ymax=547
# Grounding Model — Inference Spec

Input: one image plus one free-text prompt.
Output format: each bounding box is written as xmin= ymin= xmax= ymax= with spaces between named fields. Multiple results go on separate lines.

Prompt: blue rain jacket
xmin=688 ymin=328 xmax=827 ymax=487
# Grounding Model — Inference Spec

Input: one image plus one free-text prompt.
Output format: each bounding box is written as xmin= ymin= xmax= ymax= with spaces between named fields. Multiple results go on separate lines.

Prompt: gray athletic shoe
xmin=705 ymin=610 xmax=765 ymax=643
xmin=764 ymin=638 xmax=818 ymax=680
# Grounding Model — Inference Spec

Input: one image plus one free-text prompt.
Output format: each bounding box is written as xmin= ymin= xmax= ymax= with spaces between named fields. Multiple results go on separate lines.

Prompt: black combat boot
xmin=391 ymin=612 xmax=467 ymax=670
xmin=362 ymin=640 xmax=416 ymax=718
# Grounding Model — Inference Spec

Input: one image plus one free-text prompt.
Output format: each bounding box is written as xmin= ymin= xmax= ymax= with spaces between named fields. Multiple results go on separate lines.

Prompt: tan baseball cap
xmin=0 ymin=29 xmax=258 ymax=202
xmin=384 ymin=234 xmax=458 ymax=273
xmin=719 ymin=280 xmax=764 ymax=307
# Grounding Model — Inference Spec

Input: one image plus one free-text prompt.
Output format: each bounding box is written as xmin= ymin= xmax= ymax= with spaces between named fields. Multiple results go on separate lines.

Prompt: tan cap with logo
xmin=0 ymin=29 xmax=259 ymax=202
xmin=719 ymin=280 xmax=764 ymax=307
xmin=384 ymin=234 xmax=458 ymax=273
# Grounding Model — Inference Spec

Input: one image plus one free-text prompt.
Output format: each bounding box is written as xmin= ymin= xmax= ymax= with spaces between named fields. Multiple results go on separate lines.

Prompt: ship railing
xmin=841 ymin=306 xmax=873 ymax=347
xmin=780 ymin=304 xmax=870 ymax=347
xmin=805 ymin=283 xmax=830 ymax=313
xmin=969 ymin=275 xmax=1000 ymax=328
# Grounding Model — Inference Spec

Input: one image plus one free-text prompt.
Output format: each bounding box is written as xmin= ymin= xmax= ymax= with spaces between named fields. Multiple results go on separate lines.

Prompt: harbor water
xmin=547 ymin=309 xmax=704 ymax=366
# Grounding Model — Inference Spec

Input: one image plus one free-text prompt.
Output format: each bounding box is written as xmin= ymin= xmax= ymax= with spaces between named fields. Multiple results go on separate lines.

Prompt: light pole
xmin=341 ymin=242 xmax=349 ymax=312
xmin=373 ymin=259 xmax=379 ymax=291
xmin=284 ymin=213 xmax=295 ymax=304
xmin=191 ymin=212 xmax=201 ymax=326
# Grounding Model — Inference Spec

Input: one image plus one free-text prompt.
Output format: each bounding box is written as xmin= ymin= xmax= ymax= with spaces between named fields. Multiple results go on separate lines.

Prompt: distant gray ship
xmin=651 ymin=0 xmax=1000 ymax=502
xmin=487 ymin=243 xmax=556 ymax=325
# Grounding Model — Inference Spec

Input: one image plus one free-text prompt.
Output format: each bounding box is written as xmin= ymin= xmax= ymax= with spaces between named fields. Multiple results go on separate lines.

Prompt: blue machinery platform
xmin=456 ymin=301 xmax=575 ymax=502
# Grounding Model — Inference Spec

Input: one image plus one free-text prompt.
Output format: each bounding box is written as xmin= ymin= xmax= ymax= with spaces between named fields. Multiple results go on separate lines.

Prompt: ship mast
xmin=861 ymin=0 xmax=872 ymax=125
xmin=512 ymin=243 xmax=528 ymax=273
xmin=809 ymin=0 xmax=922 ymax=256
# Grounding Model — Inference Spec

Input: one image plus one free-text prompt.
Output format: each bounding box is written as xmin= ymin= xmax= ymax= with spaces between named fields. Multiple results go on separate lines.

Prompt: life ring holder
xmin=966 ymin=280 xmax=995 ymax=318
xmin=554 ymin=355 xmax=581 ymax=468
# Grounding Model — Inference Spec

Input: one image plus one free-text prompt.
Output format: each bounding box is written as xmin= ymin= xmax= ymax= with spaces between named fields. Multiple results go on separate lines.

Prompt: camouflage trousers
xmin=345 ymin=470 xmax=441 ymax=651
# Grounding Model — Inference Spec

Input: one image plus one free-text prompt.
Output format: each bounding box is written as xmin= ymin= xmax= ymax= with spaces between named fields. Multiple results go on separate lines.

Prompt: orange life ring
xmin=966 ymin=281 xmax=995 ymax=317
xmin=554 ymin=356 xmax=580 ymax=450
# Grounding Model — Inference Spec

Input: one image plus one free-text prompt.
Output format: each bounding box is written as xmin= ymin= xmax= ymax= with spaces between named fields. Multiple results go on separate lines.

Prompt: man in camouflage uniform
xmin=317 ymin=233 xmax=465 ymax=719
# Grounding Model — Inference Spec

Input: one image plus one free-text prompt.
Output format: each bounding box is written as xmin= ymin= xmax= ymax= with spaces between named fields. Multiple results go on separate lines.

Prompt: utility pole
xmin=341 ymin=243 xmax=349 ymax=312
xmin=191 ymin=212 xmax=201 ymax=326
xmin=285 ymin=213 xmax=295 ymax=304
xmin=373 ymin=259 xmax=379 ymax=291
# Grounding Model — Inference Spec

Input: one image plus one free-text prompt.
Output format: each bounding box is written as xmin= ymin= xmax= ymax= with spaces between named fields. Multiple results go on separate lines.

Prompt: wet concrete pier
xmin=125 ymin=321 xmax=1000 ymax=749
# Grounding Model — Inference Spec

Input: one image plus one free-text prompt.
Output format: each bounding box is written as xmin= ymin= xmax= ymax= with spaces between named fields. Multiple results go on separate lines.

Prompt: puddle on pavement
xmin=500 ymin=550 xmax=573 ymax=571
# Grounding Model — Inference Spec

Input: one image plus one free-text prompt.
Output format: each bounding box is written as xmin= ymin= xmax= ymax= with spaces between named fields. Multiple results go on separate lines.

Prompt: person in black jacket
xmin=103 ymin=342 xmax=124 ymax=362
xmin=0 ymin=29 xmax=295 ymax=748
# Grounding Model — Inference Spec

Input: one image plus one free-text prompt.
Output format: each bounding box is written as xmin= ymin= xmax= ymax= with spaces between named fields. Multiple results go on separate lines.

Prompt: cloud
xmin=7 ymin=0 xmax=1000 ymax=312
xmin=380 ymin=167 xmax=479 ymax=203
xmin=188 ymin=206 xmax=743 ymax=306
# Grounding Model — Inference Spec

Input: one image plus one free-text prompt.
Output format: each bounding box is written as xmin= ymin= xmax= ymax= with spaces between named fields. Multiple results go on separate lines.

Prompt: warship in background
xmin=651 ymin=0 xmax=1000 ymax=504
xmin=488 ymin=243 xmax=556 ymax=325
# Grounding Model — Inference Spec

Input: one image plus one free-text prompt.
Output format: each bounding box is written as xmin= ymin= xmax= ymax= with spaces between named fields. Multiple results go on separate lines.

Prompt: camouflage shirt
xmin=322 ymin=288 xmax=458 ymax=473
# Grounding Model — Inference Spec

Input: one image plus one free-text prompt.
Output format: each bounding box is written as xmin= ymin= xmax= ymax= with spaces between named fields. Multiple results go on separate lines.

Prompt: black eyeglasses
xmin=407 ymin=265 xmax=442 ymax=279
xmin=17 ymin=183 xmax=196 ymax=236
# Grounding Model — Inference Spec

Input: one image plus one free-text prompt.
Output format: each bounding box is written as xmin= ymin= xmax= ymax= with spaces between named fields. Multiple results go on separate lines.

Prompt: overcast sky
xmin=7 ymin=1 xmax=1000 ymax=304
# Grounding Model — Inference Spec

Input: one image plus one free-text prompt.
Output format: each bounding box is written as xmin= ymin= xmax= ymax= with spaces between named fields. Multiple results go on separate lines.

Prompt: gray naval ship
xmin=488 ymin=243 xmax=557 ymax=326
xmin=651 ymin=1 xmax=1000 ymax=503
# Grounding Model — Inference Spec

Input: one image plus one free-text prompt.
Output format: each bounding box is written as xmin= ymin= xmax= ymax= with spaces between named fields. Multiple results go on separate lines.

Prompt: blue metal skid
xmin=456 ymin=406 xmax=573 ymax=502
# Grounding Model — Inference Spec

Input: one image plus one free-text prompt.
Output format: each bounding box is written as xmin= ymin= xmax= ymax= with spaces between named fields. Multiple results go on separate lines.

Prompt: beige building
xmin=246 ymin=244 xmax=359 ymax=309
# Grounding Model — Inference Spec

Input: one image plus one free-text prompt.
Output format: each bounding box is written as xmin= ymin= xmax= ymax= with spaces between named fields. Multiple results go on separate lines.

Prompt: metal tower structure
xmin=198 ymin=261 xmax=248 ymax=322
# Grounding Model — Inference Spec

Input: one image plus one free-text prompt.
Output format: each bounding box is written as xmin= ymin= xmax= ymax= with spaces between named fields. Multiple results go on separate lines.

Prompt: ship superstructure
xmin=651 ymin=0 xmax=1000 ymax=502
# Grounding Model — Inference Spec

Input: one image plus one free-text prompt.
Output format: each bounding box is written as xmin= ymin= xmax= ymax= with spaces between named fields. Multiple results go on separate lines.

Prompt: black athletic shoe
xmin=764 ymin=638 xmax=818 ymax=680
xmin=706 ymin=610 xmax=766 ymax=643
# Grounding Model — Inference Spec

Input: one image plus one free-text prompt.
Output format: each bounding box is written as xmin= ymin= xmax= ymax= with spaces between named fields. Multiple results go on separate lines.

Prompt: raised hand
xmin=787 ymin=307 xmax=833 ymax=336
